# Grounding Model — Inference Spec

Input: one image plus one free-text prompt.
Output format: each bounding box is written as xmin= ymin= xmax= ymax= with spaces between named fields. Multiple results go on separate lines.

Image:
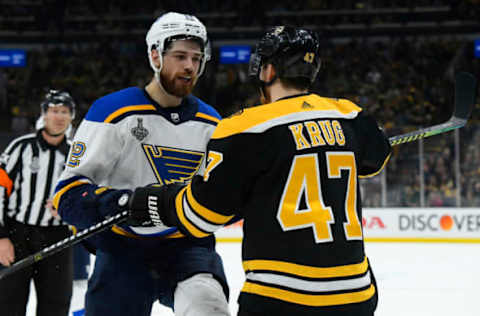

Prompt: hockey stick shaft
xmin=0 ymin=211 xmax=129 ymax=281
xmin=389 ymin=118 xmax=466 ymax=146
xmin=389 ymin=71 xmax=477 ymax=146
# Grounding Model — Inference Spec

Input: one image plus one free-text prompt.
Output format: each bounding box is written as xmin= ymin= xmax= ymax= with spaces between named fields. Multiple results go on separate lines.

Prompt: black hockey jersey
xmin=163 ymin=93 xmax=391 ymax=315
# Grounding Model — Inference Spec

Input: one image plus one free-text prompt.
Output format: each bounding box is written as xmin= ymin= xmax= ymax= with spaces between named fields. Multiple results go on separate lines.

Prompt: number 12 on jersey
xmin=277 ymin=152 xmax=363 ymax=243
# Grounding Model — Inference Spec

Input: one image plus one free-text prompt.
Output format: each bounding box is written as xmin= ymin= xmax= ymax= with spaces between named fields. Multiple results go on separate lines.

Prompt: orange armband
xmin=0 ymin=168 xmax=12 ymax=197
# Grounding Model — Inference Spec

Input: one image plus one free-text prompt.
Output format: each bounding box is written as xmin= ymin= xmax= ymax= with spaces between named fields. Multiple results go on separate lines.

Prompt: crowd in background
xmin=3 ymin=37 xmax=478 ymax=128
xmin=1 ymin=1 xmax=480 ymax=208
xmin=1 ymin=0 xmax=479 ymax=33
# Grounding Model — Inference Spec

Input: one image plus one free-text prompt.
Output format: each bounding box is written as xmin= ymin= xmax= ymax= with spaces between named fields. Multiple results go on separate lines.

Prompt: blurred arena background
xmin=1 ymin=0 xmax=479 ymax=207
xmin=1 ymin=1 xmax=480 ymax=315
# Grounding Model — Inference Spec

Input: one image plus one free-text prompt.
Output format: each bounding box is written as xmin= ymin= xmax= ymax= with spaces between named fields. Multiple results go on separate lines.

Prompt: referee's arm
xmin=0 ymin=166 xmax=15 ymax=266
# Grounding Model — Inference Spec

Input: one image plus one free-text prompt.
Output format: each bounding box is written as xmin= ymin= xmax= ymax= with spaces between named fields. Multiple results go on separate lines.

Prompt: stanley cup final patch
xmin=131 ymin=118 xmax=149 ymax=141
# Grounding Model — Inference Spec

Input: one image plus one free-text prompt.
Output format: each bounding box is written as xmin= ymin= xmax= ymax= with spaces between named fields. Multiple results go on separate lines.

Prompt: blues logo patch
xmin=142 ymin=145 xmax=204 ymax=185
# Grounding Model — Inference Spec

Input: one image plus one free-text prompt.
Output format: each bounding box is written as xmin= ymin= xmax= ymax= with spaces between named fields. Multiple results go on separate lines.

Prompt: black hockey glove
xmin=127 ymin=184 xmax=184 ymax=227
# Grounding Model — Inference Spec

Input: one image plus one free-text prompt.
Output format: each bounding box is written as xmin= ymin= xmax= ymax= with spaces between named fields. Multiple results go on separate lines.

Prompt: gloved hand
xmin=57 ymin=184 xmax=132 ymax=229
xmin=126 ymin=183 xmax=186 ymax=227
xmin=81 ymin=185 xmax=132 ymax=218
xmin=126 ymin=186 xmax=166 ymax=227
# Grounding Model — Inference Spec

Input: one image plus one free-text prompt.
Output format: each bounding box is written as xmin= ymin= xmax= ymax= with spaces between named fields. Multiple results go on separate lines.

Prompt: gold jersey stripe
xmin=186 ymin=184 xmax=234 ymax=224
xmin=196 ymin=112 xmax=220 ymax=123
xmin=243 ymin=256 xmax=368 ymax=278
xmin=212 ymin=95 xmax=362 ymax=139
xmin=175 ymin=186 xmax=209 ymax=238
xmin=359 ymin=152 xmax=392 ymax=179
xmin=52 ymin=180 xmax=90 ymax=209
xmin=104 ymin=104 xmax=156 ymax=123
xmin=241 ymin=282 xmax=375 ymax=307
xmin=111 ymin=225 xmax=185 ymax=239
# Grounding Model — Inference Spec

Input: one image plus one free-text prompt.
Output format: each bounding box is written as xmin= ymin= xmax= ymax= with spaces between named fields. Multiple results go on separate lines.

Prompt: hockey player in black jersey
xmin=126 ymin=26 xmax=391 ymax=315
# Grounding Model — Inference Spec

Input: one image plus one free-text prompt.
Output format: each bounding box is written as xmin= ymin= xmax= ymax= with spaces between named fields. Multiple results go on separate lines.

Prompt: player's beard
xmin=160 ymin=71 xmax=196 ymax=97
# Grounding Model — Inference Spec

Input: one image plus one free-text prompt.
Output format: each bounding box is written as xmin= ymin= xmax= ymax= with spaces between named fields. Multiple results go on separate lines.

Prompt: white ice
xmin=26 ymin=242 xmax=478 ymax=316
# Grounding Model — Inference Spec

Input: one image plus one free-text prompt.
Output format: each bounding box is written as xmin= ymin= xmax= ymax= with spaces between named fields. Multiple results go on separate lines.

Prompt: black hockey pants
xmin=0 ymin=217 xmax=73 ymax=316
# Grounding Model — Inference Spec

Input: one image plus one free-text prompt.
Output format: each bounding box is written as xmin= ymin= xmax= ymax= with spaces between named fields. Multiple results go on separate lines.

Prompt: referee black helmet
xmin=40 ymin=89 xmax=76 ymax=119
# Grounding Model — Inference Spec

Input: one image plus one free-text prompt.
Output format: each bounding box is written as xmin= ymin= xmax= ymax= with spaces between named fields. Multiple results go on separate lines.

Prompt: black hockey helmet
xmin=248 ymin=26 xmax=321 ymax=86
xmin=40 ymin=89 xmax=76 ymax=119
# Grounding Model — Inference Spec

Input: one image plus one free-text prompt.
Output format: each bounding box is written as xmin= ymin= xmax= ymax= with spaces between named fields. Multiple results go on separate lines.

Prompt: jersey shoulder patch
xmin=85 ymin=87 xmax=157 ymax=123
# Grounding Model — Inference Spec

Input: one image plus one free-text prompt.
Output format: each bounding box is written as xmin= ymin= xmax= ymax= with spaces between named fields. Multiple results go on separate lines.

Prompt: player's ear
xmin=262 ymin=64 xmax=276 ymax=82
xmin=150 ymin=49 xmax=161 ymax=68
xmin=260 ymin=64 xmax=274 ymax=82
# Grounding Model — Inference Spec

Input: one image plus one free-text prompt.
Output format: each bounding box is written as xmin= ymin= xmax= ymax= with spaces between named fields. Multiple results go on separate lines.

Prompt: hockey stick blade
xmin=453 ymin=72 xmax=477 ymax=120
xmin=389 ymin=71 xmax=477 ymax=146
xmin=0 ymin=210 xmax=129 ymax=281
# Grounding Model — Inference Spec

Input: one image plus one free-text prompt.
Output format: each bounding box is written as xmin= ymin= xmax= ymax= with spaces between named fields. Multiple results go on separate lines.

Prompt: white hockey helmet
xmin=146 ymin=12 xmax=211 ymax=77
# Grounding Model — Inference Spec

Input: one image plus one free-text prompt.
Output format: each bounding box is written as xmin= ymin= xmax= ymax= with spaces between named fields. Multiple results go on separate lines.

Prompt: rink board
xmin=25 ymin=207 xmax=480 ymax=316
xmin=215 ymin=208 xmax=480 ymax=243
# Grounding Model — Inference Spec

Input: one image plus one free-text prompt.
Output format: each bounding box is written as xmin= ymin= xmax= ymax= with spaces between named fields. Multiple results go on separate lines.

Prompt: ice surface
xmin=25 ymin=242 xmax=478 ymax=316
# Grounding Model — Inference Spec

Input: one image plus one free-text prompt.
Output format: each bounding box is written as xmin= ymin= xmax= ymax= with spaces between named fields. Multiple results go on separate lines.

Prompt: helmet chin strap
xmin=259 ymin=74 xmax=278 ymax=104
xmin=154 ymin=70 xmax=177 ymax=99
xmin=149 ymin=49 xmax=179 ymax=100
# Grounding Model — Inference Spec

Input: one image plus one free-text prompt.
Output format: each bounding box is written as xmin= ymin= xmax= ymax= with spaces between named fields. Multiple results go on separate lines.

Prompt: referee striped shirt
xmin=0 ymin=131 xmax=70 ymax=235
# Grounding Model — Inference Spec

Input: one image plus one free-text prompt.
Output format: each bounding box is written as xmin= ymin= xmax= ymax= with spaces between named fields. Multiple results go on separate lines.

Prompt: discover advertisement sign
xmin=215 ymin=208 xmax=480 ymax=243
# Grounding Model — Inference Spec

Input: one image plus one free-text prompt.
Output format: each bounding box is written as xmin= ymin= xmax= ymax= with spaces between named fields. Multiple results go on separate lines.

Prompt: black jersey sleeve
xmin=166 ymin=132 xmax=267 ymax=238
xmin=356 ymin=113 xmax=391 ymax=177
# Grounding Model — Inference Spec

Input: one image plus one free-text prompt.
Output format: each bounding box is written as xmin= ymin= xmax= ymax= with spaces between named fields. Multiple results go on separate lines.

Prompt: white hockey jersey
xmin=53 ymin=87 xmax=220 ymax=237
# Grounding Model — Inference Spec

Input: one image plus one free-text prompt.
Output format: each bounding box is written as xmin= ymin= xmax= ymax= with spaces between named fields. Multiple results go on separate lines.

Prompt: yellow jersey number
xmin=277 ymin=152 xmax=362 ymax=243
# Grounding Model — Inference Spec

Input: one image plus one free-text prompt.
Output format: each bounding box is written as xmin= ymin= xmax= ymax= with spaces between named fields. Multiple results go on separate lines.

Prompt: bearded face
xmin=159 ymin=67 xmax=197 ymax=97
xmin=159 ymin=40 xmax=202 ymax=97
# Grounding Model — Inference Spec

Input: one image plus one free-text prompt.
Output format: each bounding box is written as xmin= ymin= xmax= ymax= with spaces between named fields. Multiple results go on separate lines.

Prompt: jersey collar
xmin=142 ymin=89 xmax=199 ymax=124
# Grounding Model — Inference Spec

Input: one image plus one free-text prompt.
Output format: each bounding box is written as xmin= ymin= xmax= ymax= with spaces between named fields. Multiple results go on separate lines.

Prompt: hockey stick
xmin=389 ymin=72 xmax=477 ymax=146
xmin=0 ymin=211 xmax=129 ymax=281
xmin=0 ymin=73 xmax=476 ymax=280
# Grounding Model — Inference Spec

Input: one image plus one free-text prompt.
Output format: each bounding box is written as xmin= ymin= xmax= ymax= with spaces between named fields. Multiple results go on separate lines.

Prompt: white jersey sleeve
xmin=53 ymin=87 xmax=220 ymax=237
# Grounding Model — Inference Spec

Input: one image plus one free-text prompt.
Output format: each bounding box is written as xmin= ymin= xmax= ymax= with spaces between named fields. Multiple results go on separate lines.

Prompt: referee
xmin=0 ymin=90 xmax=75 ymax=316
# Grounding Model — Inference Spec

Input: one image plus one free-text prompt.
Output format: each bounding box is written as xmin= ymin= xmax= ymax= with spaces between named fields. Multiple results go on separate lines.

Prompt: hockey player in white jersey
xmin=53 ymin=12 xmax=231 ymax=316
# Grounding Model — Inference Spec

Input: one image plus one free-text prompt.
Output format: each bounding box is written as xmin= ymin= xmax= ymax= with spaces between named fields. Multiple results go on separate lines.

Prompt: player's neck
xmin=41 ymin=129 xmax=65 ymax=146
xmin=145 ymin=79 xmax=182 ymax=108
xmin=268 ymin=83 xmax=307 ymax=103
